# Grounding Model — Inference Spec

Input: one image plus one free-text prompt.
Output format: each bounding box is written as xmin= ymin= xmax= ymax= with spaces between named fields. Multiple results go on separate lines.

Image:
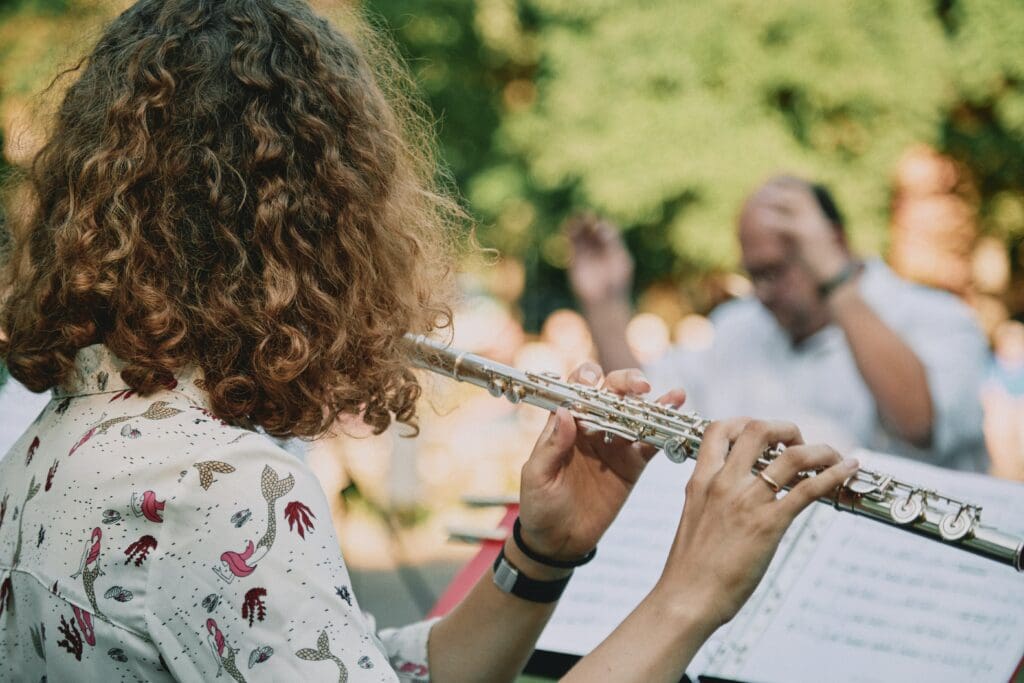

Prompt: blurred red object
xmin=428 ymin=504 xmax=519 ymax=618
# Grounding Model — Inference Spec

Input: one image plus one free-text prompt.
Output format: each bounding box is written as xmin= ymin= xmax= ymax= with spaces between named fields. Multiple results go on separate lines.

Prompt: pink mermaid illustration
xmin=206 ymin=618 xmax=247 ymax=682
xmin=213 ymin=466 xmax=294 ymax=584
xmin=71 ymin=527 xmax=108 ymax=622
xmin=72 ymin=605 xmax=97 ymax=647
xmin=68 ymin=401 xmax=183 ymax=456
xmin=217 ymin=540 xmax=261 ymax=581
xmin=130 ymin=490 xmax=165 ymax=523
xmin=71 ymin=527 xmax=102 ymax=579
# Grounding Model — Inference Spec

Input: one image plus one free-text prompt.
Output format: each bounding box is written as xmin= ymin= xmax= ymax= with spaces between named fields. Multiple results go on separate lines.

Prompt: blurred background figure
xmin=568 ymin=176 xmax=990 ymax=471
xmin=982 ymin=320 xmax=1024 ymax=481
xmin=3 ymin=0 xmax=1024 ymax=632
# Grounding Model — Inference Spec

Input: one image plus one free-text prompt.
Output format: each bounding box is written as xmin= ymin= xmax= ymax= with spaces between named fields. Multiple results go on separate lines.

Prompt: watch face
xmin=492 ymin=550 xmax=572 ymax=603
xmin=493 ymin=555 xmax=519 ymax=594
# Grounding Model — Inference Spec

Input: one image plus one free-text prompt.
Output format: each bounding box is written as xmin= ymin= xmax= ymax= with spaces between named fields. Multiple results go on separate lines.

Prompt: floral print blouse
xmin=0 ymin=345 xmax=436 ymax=682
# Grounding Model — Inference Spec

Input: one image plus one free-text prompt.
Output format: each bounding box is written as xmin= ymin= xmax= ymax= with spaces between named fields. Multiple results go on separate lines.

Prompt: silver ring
xmin=757 ymin=470 xmax=782 ymax=494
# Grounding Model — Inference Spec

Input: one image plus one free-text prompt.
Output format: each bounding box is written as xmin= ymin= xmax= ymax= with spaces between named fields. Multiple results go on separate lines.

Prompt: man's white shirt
xmin=646 ymin=259 xmax=989 ymax=471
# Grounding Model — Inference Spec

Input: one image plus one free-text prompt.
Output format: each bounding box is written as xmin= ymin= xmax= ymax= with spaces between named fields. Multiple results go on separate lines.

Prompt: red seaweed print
xmin=26 ymin=436 xmax=40 ymax=466
xmin=284 ymin=501 xmax=315 ymax=540
xmin=124 ymin=535 xmax=158 ymax=567
xmin=242 ymin=587 xmax=267 ymax=627
xmin=0 ymin=576 xmax=12 ymax=618
xmin=45 ymin=461 xmax=59 ymax=491
xmin=57 ymin=613 xmax=84 ymax=660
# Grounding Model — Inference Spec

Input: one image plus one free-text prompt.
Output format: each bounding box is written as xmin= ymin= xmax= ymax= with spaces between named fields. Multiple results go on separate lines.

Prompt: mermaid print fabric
xmin=0 ymin=344 xmax=435 ymax=682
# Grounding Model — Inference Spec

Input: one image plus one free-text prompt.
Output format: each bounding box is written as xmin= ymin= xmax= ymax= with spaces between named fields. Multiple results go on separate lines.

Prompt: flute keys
xmin=890 ymin=493 xmax=925 ymax=525
xmin=488 ymin=377 xmax=507 ymax=397
xmin=663 ymin=438 xmax=689 ymax=463
xmin=846 ymin=477 xmax=880 ymax=496
xmin=845 ymin=473 xmax=891 ymax=500
xmin=406 ymin=333 xmax=1024 ymax=571
xmin=939 ymin=507 xmax=976 ymax=542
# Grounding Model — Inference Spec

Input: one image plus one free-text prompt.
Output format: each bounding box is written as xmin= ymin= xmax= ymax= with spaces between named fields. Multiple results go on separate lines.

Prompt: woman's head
xmin=1 ymin=0 xmax=458 ymax=437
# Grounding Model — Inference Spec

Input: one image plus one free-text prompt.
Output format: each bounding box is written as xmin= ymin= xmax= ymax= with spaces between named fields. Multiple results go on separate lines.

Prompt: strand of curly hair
xmin=0 ymin=0 xmax=461 ymax=438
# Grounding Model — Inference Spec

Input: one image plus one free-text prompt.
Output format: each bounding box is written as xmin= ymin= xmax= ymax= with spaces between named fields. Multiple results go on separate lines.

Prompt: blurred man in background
xmin=568 ymin=175 xmax=989 ymax=471
xmin=981 ymin=320 xmax=1024 ymax=480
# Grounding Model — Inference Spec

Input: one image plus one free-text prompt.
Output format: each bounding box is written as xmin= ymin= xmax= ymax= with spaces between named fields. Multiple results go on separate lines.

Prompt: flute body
xmin=405 ymin=334 xmax=1024 ymax=572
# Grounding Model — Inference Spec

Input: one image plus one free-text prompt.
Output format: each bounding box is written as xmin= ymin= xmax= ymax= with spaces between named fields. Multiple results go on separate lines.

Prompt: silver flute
xmin=405 ymin=334 xmax=1024 ymax=572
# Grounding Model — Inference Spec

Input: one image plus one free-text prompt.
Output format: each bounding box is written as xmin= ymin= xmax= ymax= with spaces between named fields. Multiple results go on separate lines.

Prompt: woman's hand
xmin=655 ymin=418 xmax=859 ymax=629
xmin=516 ymin=363 xmax=686 ymax=564
xmin=429 ymin=364 xmax=684 ymax=683
xmin=561 ymin=418 xmax=857 ymax=683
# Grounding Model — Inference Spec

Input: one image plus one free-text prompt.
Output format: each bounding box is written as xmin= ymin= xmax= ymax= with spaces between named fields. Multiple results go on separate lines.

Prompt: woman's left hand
xmin=516 ymin=363 xmax=686 ymax=562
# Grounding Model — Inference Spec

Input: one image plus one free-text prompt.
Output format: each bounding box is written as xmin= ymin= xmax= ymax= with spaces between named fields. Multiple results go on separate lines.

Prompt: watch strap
xmin=492 ymin=547 xmax=572 ymax=603
xmin=817 ymin=260 xmax=863 ymax=299
xmin=512 ymin=517 xmax=597 ymax=569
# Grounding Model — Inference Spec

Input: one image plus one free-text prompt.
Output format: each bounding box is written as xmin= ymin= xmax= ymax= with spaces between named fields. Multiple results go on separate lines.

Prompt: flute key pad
xmin=890 ymin=492 xmax=925 ymax=525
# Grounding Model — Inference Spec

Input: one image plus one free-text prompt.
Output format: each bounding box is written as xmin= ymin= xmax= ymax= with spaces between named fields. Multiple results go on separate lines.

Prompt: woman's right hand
xmin=655 ymin=418 xmax=859 ymax=630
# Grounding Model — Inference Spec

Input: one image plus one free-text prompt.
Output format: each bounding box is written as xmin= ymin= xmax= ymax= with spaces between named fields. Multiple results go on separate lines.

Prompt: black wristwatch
xmin=817 ymin=260 xmax=863 ymax=299
xmin=492 ymin=547 xmax=572 ymax=603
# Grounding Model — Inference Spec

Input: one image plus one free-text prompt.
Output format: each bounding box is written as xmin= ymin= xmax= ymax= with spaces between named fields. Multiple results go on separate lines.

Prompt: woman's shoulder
xmin=39 ymin=382 xmax=317 ymax=505
xmin=170 ymin=428 xmax=317 ymax=501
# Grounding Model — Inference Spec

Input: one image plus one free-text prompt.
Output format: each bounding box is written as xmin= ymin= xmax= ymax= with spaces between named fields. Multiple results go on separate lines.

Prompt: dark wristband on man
xmin=513 ymin=517 xmax=597 ymax=569
xmin=492 ymin=547 xmax=572 ymax=603
xmin=817 ymin=259 xmax=863 ymax=300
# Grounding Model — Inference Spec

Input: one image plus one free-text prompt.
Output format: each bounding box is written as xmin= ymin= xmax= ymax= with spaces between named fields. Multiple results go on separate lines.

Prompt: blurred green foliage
xmin=508 ymin=0 xmax=948 ymax=258
xmin=1 ymin=1 xmax=1022 ymax=330
xmin=370 ymin=0 xmax=1024 ymax=326
xmin=0 ymin=0 xmax=69 ymax=15
xmin=938 ymin=0 xmax=1024 ymax=261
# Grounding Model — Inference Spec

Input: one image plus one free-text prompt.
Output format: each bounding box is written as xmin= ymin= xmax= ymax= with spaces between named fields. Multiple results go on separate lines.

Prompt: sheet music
xmin=535 ymin=455 xmax=817 ymax=659
xmin=699 ymin=450 xmax=1024 ymax=683
xmin=535 ymin=454 xmax=694 ymax=655
xmin=685 ymin=503 xmax=832 ymax=678
xmin=536 ymin=450 xmax=1024 ymax=683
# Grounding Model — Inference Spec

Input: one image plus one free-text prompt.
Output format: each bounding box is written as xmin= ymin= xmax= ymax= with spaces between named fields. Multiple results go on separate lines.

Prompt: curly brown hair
xmin=0 ymin=0 xmax=459 ymax=437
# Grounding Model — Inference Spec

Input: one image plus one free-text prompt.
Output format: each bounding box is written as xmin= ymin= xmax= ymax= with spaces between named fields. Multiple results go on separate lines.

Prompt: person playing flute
xmin=0 ymin=2 xmax=855 ymax=681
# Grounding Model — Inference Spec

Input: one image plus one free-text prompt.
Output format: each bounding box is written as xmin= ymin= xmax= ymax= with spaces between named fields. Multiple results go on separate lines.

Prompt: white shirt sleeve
xmin=643 ymin=346 xmax=713 ymax=412
xmin=642 ymin=300 xmax=752 ymax=414
xmin=884 ymin=289 xmax=990 ymax=471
